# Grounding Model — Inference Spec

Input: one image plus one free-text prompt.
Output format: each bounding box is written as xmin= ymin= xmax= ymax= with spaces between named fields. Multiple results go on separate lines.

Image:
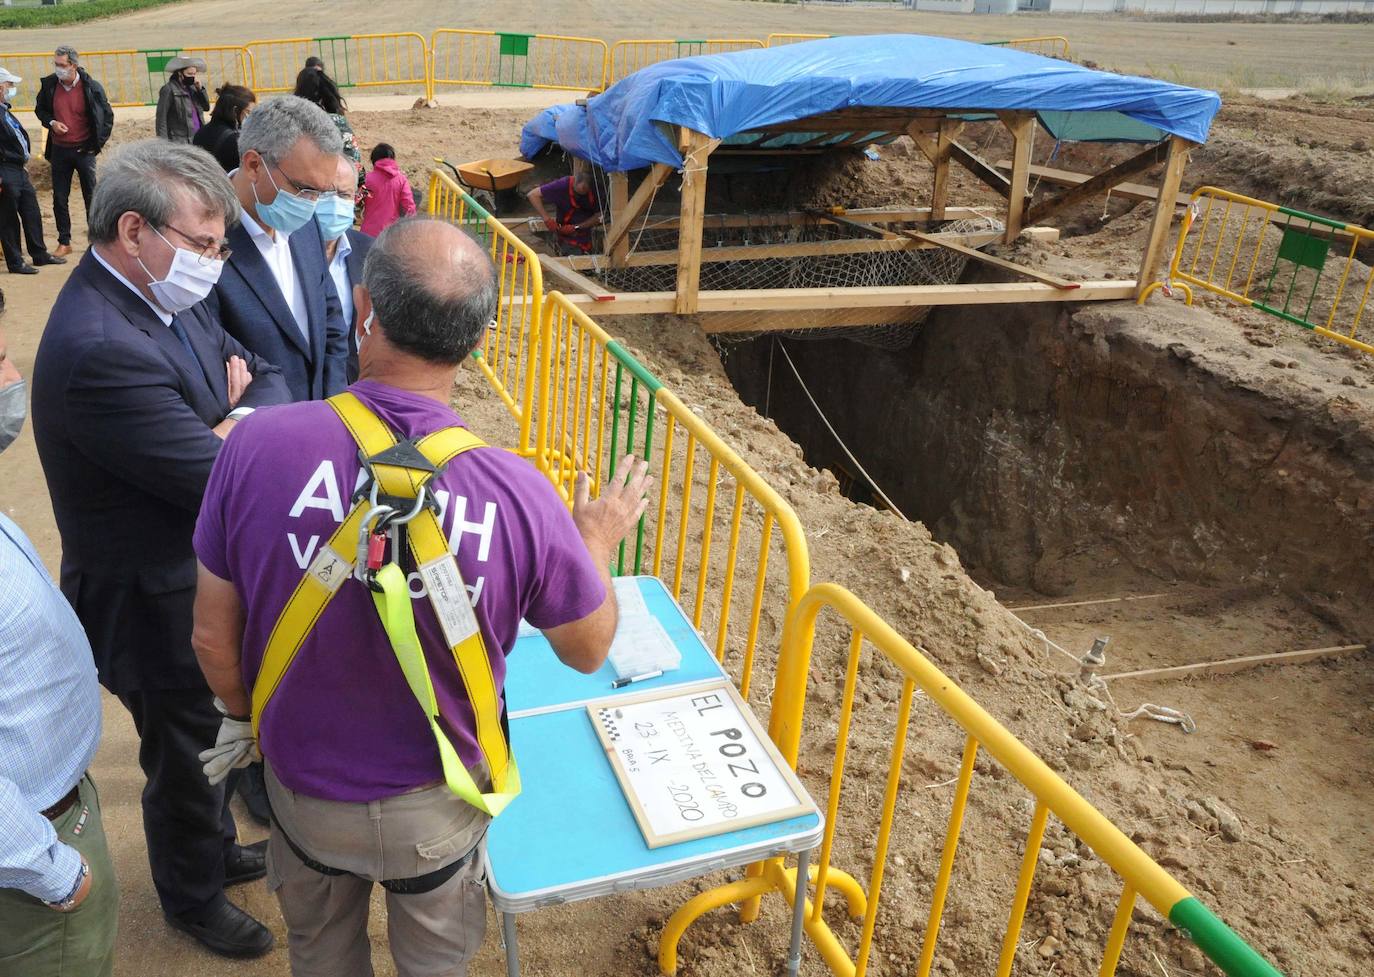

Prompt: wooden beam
xmin=1136 ymin=136 xmax=1193 ymax=301
xmin=1024 ymin=142 xmax=1170 ymax=225
xmin=903 ymin=230 xmax=1079 ymax=290
xmin=996 ymin=160 xmax=1192 ymax=208
xmin=602 ymin=163 xmax=673 ymax=260
xmin=950 ymin=140 xmax=1014 ymax=199
xmin=931 ymin=120 xmax=963 ymax=221
xmin=999 ymin=112 xmax=1035 ymax=244
xmin=534 ymin=280 xmax=1137 ymax=317
xmin=600 ymin=206 xmax=990 ymax=233
xmin=1100 ymin=644 xmax=1366 ymax=682
xmin=608 ymin=172 xmax=629 ymax=267
xmin=538 ymin=255 xmax=616 ymax=300
xmin=674 ymin=128 xmax=717 ymax=314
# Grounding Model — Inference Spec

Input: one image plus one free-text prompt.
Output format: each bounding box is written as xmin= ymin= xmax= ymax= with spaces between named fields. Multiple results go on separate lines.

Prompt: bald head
xmin=362 ymin=217 xmax=498 ymax=365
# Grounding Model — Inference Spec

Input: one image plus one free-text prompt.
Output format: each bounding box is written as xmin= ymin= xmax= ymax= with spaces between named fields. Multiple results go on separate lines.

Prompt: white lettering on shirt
xmin=288 ymin=533 xmax=321 ymax=569
xmin=289 ymin=460 xmax=345 ymax=522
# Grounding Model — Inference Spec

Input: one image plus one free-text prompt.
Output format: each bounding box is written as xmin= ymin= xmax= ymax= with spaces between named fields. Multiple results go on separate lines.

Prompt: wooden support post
xmin=602 ymin=163 xmax=673 ymax=260
xmin=931 ymin=120 xmax=962 ymax=221
xmin=608 ymin=171 xmax=630 ymax=268
xmin=998 ymin=111 xmax=1035 ymax=245
xmin=674 ymin=128 xmax=716 ymax=314
xmin=1136 ymin=136 xmax=1193 ymax=300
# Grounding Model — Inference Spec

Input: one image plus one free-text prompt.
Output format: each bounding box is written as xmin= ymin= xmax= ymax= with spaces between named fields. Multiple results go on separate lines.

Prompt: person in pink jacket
xmin=360 ymin=143 xmax=415 ymax=237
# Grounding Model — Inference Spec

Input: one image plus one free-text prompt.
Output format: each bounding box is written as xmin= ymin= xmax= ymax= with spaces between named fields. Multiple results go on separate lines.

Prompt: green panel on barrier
xmin=496 ymin=34 xmax=532 ymax=87
xmin=1276 ymin=226 xmax=1329 ymax=272
xmin=142 ymin=51 xmax=176 ymax=104
xmin=1168 ymin=898 xmax=1285 ymax=977
xmin=145 ymin=53 xmax=174 ymax=73
xmin=314 ymin=37 xmax=354 ymax=88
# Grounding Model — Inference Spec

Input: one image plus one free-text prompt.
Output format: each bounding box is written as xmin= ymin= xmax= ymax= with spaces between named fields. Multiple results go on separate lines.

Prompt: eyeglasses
xmin=160 ymin=223 xmax=232 ymax=264
xmin=269 ymin=161 xmax=336 ymax=203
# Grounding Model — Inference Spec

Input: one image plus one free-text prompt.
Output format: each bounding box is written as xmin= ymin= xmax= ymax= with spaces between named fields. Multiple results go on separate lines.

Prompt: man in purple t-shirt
xmin=525 ymin=159 xmax=602 ymax=254
xmin=190 ymin=217 xmax=650 ymax=976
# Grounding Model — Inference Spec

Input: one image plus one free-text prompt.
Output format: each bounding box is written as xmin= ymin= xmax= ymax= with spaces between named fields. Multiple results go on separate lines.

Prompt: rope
xmin=775 ymin=341 xmax=909 ymax=520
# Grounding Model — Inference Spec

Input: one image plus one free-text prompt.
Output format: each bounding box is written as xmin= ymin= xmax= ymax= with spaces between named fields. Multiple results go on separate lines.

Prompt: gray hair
xmin=54 ymin=45 xmax=79 ymax=65
xmin=238 ymin=95 xmax=342 ymax=164
xmin=88 ymin=139 xmax=240 ymax=244
xmin=363 ymin=218 xmax=497 ymax=366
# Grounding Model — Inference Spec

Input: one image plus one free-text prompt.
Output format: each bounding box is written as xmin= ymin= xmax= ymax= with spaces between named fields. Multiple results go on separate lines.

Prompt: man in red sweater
xmin=34 ymin=46 xmax=113 ymax=258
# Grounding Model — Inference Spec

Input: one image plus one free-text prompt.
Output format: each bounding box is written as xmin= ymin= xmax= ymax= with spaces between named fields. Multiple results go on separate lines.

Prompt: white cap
xmin=0 ymin=68 xmax=21 ymax=85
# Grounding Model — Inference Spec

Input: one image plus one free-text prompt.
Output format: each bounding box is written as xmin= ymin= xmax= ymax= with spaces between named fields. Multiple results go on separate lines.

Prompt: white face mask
xmin=138 ymin=226 xmax=224 ymax=313
xmin=3 ymin=85 xmax=15 ymax=102
xmin=56 ymin=66 xmax=75 ymax=83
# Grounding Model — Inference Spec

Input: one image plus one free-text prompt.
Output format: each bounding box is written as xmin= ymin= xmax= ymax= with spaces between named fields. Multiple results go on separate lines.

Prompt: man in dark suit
xmin=207 ymin=95 xmax=348 ymax=402
xmin=0 ymin=66 xmax=64 ymax=275
xmin=319 ymin=153 xmax=372 ymax=382
xmin=31 ymin=139 xmax=290 ymax=959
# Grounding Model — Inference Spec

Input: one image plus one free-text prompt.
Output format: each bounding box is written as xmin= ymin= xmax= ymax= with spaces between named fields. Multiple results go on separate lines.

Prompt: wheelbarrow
xmin=435 ymin=157 xmax=534 ymax=216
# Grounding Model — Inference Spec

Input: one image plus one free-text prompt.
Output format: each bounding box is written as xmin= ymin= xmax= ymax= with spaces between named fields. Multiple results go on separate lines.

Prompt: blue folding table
xmin=488 ymin=576 xmax=823 ymax=976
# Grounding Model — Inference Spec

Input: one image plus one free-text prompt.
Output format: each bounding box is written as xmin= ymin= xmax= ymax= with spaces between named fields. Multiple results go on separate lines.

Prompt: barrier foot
xmin=658 ymin=876 xmax=774 ymax=976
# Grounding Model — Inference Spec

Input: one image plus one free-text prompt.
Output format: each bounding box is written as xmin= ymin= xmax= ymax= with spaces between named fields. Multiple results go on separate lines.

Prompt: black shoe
xmin=33 ymin=253 xmax=66 ymax=266
xmin=167 ymin=900 xmax=274 ymax=958
xmin=237 ymin=762 xmax=271 ymax=826
xmin=8 ymin=264 xmax=37 ymax=275
xmin=224 ymin=840 xmax=268 ymax=886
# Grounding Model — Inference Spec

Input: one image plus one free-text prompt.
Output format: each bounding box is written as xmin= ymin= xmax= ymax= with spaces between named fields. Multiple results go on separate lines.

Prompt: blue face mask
xmin=252 ymin=163 xmax=317 ymax=234
xmin=314 ymin=193 xmax=355 ymax=242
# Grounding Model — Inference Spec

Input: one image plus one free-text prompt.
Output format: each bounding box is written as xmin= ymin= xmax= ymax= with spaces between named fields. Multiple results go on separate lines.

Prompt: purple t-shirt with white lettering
xmin=194 ymin=381 xmax=606 ymax=802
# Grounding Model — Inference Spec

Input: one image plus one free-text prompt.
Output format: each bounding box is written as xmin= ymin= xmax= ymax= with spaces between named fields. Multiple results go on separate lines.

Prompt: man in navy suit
xmin=31 ymin=139 xmax=290 ymax=959
xmin=0 ymin=66 xmax=64 ymax=275
xmin=318 ymin=152 xmax=372 ymax=382
xmin=207 ymin=95 xmax=347 ymax=402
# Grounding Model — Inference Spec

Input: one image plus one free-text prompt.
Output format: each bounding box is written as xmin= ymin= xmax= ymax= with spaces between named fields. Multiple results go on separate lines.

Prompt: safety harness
xmin=251 ymin=392 xmax=521 ymax=822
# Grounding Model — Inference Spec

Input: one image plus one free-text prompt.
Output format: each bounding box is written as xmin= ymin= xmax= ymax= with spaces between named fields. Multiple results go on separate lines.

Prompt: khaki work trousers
xmin=265 ymin=763 xmax=489 ymax=977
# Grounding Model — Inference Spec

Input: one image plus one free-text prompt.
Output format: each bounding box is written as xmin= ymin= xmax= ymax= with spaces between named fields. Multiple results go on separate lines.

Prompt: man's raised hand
xmin=572 ymin=456 xmax=652 ymax=560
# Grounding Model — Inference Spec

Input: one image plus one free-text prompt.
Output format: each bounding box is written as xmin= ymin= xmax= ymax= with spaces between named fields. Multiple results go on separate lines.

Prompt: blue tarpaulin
xmin=520 ymin=34 xmax=1221 ymax=172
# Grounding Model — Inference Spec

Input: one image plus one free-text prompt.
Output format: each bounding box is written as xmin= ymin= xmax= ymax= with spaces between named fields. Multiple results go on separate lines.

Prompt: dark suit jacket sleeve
xmin=64 ymin=340 xmax=226 ymax=513
xmin=211 ymin=321 xmax=292 ymax=409
xmin=34 ymin=77 xmax=54 ymax=129
xmin=90 ymin=78 xmax=114 ymax=149
xmin=321 ymin=261 xmax=349 ymax=396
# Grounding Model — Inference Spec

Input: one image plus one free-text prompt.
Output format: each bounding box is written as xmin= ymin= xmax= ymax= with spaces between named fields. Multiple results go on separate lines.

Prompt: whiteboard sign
xmin=588 ymin=681 xmax=816 ymax=848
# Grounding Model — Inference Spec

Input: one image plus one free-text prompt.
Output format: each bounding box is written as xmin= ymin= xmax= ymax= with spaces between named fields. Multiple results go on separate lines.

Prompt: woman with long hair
xmin=293 ymin=67 xmax=360 ymax=171
xmin=192 ymin=83 xmax=256 ymax=172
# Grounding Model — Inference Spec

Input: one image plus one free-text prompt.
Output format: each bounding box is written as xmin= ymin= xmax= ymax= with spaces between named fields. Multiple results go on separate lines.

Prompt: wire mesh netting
xmin=590 ymin=214 xmax=1003 ymax=349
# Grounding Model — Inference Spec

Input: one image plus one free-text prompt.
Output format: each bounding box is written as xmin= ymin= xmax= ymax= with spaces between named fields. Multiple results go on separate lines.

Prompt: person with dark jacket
xmin=34 ymin=46 xmax=114 ymax=257
xmin=192 ymin=84 xmax=256 ymax=173
xmin=155 ymin=57 xmax=209 ymax=144
xmin=31 ymin=139 xmax=290 ymax=959
xmin=0 ymin=67 xmax=63 ymax=275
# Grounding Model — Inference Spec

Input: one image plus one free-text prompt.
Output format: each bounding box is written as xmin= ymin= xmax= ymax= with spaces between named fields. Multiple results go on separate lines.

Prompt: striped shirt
xmin=0 ymin=511 xmax=102 ymax=901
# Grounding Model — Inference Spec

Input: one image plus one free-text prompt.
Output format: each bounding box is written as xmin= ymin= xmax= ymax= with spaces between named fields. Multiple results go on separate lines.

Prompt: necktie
xmin=168 ymin=315 xmax=197 ymax=361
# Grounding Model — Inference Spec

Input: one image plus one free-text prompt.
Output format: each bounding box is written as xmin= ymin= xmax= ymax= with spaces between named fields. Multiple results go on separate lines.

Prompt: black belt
xmin=274 ymin=819 xmax=478 ymax=895
xmin=41 ymin=780 xmax=81 ymax=822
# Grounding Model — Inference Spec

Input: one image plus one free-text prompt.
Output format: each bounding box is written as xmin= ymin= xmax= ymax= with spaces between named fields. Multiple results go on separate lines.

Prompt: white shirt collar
xmin=92 ymin=247 xmax=173 ymax=326
xmin=238 ymin=208 xmax=288 ymax=246
xmin=330 ymin=230 xmax=351 ymax=266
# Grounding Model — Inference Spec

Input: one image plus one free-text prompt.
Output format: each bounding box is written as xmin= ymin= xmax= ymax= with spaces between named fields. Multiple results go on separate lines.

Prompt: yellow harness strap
xmin=251 ymin=392 xmax=520 ymax=817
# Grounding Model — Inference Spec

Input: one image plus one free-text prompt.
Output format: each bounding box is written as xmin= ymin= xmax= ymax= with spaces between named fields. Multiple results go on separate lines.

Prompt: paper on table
xmin=608 ymin=577 xmax=679 ymax=680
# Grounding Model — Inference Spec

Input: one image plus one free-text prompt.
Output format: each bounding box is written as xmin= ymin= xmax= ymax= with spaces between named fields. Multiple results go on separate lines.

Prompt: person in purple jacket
xmin=189 ymin=216 xmax=650 ymax=976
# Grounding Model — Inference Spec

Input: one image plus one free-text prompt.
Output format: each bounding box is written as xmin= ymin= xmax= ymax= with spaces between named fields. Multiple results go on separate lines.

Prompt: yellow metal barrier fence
xmin=661 ymin=583 xmax=1285 ymax=977
xmin=766 ymin=33 xmax=832 ymax=46
xmin=1142 ymin=186 xmax=1374 ymax=356
xmin=605 ymin=38 xmax=765 ymax=87
xmin=426 ymin=170 xmax=543 ymax=455
xmin=430 ymin=30 xmax=607 ymax=95
xmin=2 ymin=46 xmax=252 ymax=111
xmin=247 ymin=33 xmax=428 ymax=95
xmin=989 ymin=35 xmax=1073 ymax=59
xmin=537 ymin=292 xmax=812 ymax=706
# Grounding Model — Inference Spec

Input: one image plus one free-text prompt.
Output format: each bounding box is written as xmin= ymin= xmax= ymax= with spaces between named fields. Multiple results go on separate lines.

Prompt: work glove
xmin=198 ymin=697 xmax=261 ymax=786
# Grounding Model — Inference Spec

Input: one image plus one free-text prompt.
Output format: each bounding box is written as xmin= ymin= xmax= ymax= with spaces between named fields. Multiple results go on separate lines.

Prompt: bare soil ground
xmin=2 ymin=9 xmax=1373 ymax=977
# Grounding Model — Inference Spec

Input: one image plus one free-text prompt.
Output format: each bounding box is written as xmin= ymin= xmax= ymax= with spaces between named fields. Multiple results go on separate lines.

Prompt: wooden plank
xmin=996 ymin=160 xmax=1191 ymax=208
xmin=674 ymin=129 xmax=717 ymax=314
xmin=608 ymin=172 xmax=629 ymax=268
xmin=602 ymin=163 xmax=673 ymax=259
xmin=999 ymin=112 xmax=1035 ymax=244
xmin=1136 ymin=136 xmax=1193 ymax=300
xmin=538 ymin=255 xmax=616 ymax=301
xmin=534 ymin=280 xmax=1137 ymax=317
xmin=1024 ymin=142 xmax=1170 ymax=225
xmin=1100 ymin=644 xmax=1366 ymax=682
xmin=606 ymin=206 xmax=989 ymax=233
xmin=903 ymin=229 xmax=1079 ymax=290
xmin=950 ymin=140 xmax=1014 ymax=199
